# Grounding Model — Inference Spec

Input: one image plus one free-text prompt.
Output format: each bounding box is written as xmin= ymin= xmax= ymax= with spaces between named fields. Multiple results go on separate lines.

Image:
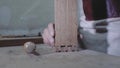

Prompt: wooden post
xmin=55 ymin=0 xmax=79 ymax=52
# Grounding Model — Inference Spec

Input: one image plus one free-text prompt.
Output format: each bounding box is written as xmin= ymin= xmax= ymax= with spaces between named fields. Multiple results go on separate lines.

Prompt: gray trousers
xmin=80 ymin=20 xmax=120 ymax=56
xmin=80 ymin=30 xmax=108 ymax=53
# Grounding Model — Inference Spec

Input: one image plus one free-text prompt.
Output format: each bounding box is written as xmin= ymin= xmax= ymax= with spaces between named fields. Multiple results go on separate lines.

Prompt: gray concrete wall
xmin=0 ymin=0 xmax=54 ymax=36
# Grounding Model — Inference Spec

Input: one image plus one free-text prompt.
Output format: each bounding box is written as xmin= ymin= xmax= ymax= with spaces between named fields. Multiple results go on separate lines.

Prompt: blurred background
xmin=0 ymin=0 xmax=54 ymax=36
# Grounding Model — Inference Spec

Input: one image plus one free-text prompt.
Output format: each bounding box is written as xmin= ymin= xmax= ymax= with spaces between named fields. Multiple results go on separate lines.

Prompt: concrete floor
xmin=0 ymin=44 xmax=120 ymax=68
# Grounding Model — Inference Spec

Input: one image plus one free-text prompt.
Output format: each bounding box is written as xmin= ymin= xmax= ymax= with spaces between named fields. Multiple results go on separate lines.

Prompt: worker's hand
xmin=42 ymin=23 xmax=55 ymax=46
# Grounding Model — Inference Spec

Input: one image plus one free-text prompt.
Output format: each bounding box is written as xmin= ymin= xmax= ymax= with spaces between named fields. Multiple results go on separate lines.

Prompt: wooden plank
xmin=0 ymin=37 xmax=43 ymax=47
xmin=55 ymin=0 xmax=79 ymax=52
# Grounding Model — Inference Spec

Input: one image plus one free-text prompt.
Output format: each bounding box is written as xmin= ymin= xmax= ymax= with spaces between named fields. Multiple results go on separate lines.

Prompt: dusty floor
xmin=0 ymin=44 xmax=120 ymax=68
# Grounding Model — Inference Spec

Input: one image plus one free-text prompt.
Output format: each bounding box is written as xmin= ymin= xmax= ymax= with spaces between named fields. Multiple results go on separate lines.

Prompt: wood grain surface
xmin=55 ymin=0 xmax=79 ymax=52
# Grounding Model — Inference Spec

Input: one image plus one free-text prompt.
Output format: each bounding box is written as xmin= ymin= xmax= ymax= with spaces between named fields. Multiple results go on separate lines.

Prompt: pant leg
xmin=107 ymin=20 xmax=120 ymax=56
xmin=80 ymin=29 xmax=108 ymax=53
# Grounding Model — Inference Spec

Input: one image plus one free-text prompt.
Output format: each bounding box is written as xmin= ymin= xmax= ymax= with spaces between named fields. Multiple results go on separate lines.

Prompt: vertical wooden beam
xmin=55 ymin=0 xmax=79 ymax=52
